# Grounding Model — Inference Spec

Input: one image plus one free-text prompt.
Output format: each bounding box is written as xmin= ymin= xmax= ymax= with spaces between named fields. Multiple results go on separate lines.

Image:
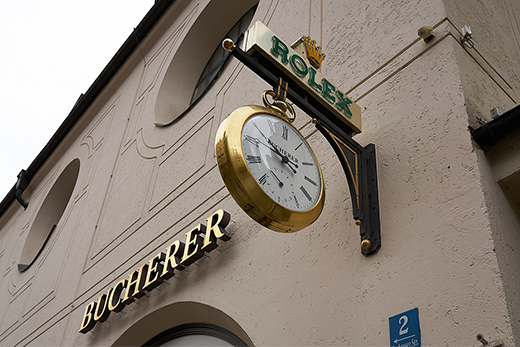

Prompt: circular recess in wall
xmin=154 ymin=0 xmax=258 ymax=126
xmin=18 ymin=159 xmax=80 ymax=272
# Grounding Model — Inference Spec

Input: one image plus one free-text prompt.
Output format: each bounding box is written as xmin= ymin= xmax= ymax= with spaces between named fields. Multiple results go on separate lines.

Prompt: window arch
xmin=112 ymin=301 xmax=254 ymax=346
xmin=190 ymin=6 xmax=256 ymax=105
xmin=142 ymin=323 xmax=248 ymax=347
xmin=18 ymin=158 xmax=80 ymax=272
xmin=154 ymin=0 xmax=258 ymax=126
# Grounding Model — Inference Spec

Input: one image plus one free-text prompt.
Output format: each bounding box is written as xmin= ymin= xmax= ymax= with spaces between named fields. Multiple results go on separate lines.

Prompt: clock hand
xmin=281 ymin=157 xmax=298 ymax=174
xmin=244 ymin=134 xmax=260 ymax=148
xmin=250 ymin=124 xmax=299 ymax=172
xmin=270 ymin=170 xmax=284 ymax=187
xmin=249 ymin=135 xmax=298 ymax=172
xmin=251 ymin=137 xmax=283 ymax=159
xmin=253 ymin=123 xmax=269 ymax=142
xmin=267 ymin=139 xmax=298 ymax=173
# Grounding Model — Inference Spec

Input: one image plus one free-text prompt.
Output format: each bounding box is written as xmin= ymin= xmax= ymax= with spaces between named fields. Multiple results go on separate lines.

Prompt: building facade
xmin=0 ymin=0 xmax=519 ymax=345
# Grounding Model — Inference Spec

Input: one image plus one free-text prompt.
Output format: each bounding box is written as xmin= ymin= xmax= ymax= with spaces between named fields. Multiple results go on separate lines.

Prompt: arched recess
xmin=154 ymin=0 xmax=258 ymax=126
xmin=142 ymin=323 xmax=247 ymax=346
xmin=112 ymin=301 xmax=254 ymax=347
xmin=18 ymin=158 xmax=80 ymax=272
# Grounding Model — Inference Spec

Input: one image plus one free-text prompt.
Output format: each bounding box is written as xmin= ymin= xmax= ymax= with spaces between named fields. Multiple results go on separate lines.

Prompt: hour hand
xmin=267 ymin=139 xmax=298 ymax=173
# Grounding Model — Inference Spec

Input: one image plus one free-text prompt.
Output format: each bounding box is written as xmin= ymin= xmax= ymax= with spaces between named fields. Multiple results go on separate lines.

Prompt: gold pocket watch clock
xmin=215 ymin=91 xmax=325 ymax=232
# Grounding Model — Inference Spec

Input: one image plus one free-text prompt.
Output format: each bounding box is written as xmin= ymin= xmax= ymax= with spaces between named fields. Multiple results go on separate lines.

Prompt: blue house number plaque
xmin=389 ymin=308 xmax=421 ymax=347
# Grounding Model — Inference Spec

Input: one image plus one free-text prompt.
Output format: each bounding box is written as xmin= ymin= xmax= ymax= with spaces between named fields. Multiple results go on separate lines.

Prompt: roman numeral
xmin=300 ymin=186 xmax=312 ymax=201
xmin=259 ymin=173 xmax=267 ymax=185
xmin=304 ymin=175 xmax=317 ymax=186
xmin=246 ymin=155 xmax=261 ymax=164
xmin=282 ymin=125 xmax=288 ymax=140
xmin=267 ymin=119 xmax=275 ymax=135
xmin=302 ymin=162 xmax=314 ymax=166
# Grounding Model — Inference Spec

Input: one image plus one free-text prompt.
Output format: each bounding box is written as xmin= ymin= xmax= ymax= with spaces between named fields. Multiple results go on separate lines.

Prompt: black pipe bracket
xmin=16 ymin=170 xmax=29 ymax=209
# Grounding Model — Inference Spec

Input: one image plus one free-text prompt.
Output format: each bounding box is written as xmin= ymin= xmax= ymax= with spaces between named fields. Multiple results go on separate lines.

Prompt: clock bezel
xmin=215 ymin=105 xmax=325 ymax=233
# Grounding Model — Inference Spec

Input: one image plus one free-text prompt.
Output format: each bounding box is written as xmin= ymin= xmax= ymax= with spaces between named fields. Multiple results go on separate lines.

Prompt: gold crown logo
xmin=303 ymin=36 xmax=326 ymax=69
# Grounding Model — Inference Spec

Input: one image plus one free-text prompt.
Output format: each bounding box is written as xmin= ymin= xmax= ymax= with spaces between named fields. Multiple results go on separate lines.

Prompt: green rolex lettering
xmin=307 ymin=67 xmax=322 ymax=93
xmin=335 ymin=90 xmax=353 ymax=118
xmin=321 ymin=78 xmax=336 ymax=104
xmin=271 ymin=36 xmax=289 ymax=64
xmin=290 ymin=54 xmax=308 ymax=77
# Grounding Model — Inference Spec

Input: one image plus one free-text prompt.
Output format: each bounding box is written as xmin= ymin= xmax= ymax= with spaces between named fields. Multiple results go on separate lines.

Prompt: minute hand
xmin=251 ymin=124 xmax=299 ymax=171
xmin=267 ymin=139 xmax=298 ymax=173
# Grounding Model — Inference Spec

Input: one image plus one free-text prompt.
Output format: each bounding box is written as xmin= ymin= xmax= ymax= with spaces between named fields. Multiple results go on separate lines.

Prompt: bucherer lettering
xmin=79 ymin=209 xmax=231 ymax=333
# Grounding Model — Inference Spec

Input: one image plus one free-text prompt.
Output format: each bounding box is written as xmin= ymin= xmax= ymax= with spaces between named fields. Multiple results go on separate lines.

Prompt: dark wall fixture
xmin=471 ymin=104 xmax=520 ymax=150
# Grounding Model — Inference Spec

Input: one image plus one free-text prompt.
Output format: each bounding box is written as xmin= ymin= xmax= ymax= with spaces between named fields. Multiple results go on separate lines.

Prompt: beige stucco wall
xmin=444 ymin=0 xmax=520 ymax=126
xmin=476 ymin=145 xmax=520 ymax=346
xmin=443 ymin=0 xmax=520 ymax=343
xmin=0 ymin=0 xmax=518 ymax=346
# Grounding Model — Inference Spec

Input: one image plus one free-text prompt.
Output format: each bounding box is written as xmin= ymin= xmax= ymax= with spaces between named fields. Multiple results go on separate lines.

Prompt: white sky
xmin=0 ymin=1 xmax=154 ymax=199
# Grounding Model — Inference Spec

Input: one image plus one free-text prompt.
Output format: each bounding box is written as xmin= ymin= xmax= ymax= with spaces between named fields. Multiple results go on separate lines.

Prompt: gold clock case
xmin=215 ymin=105 xmax=325 ymax=233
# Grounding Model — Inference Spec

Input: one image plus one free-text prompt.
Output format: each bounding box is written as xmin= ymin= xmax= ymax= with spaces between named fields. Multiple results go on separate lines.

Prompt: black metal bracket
xmin=314 ymin=123 xmax=380 ymax=255
xmin=16 ymin=169 xmax=29 ymax=210
xmin=226 ymin=43 xmax=381 ymax=255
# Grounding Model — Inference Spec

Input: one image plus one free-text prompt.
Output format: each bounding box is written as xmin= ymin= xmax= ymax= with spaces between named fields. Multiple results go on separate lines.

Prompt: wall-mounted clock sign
xmin=215 ymin=91 xmax=325 ymax=232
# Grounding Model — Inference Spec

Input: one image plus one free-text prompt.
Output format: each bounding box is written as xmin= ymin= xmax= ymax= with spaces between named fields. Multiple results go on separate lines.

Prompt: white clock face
xmin=241 ymin=113 xmax=322 ymax=211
